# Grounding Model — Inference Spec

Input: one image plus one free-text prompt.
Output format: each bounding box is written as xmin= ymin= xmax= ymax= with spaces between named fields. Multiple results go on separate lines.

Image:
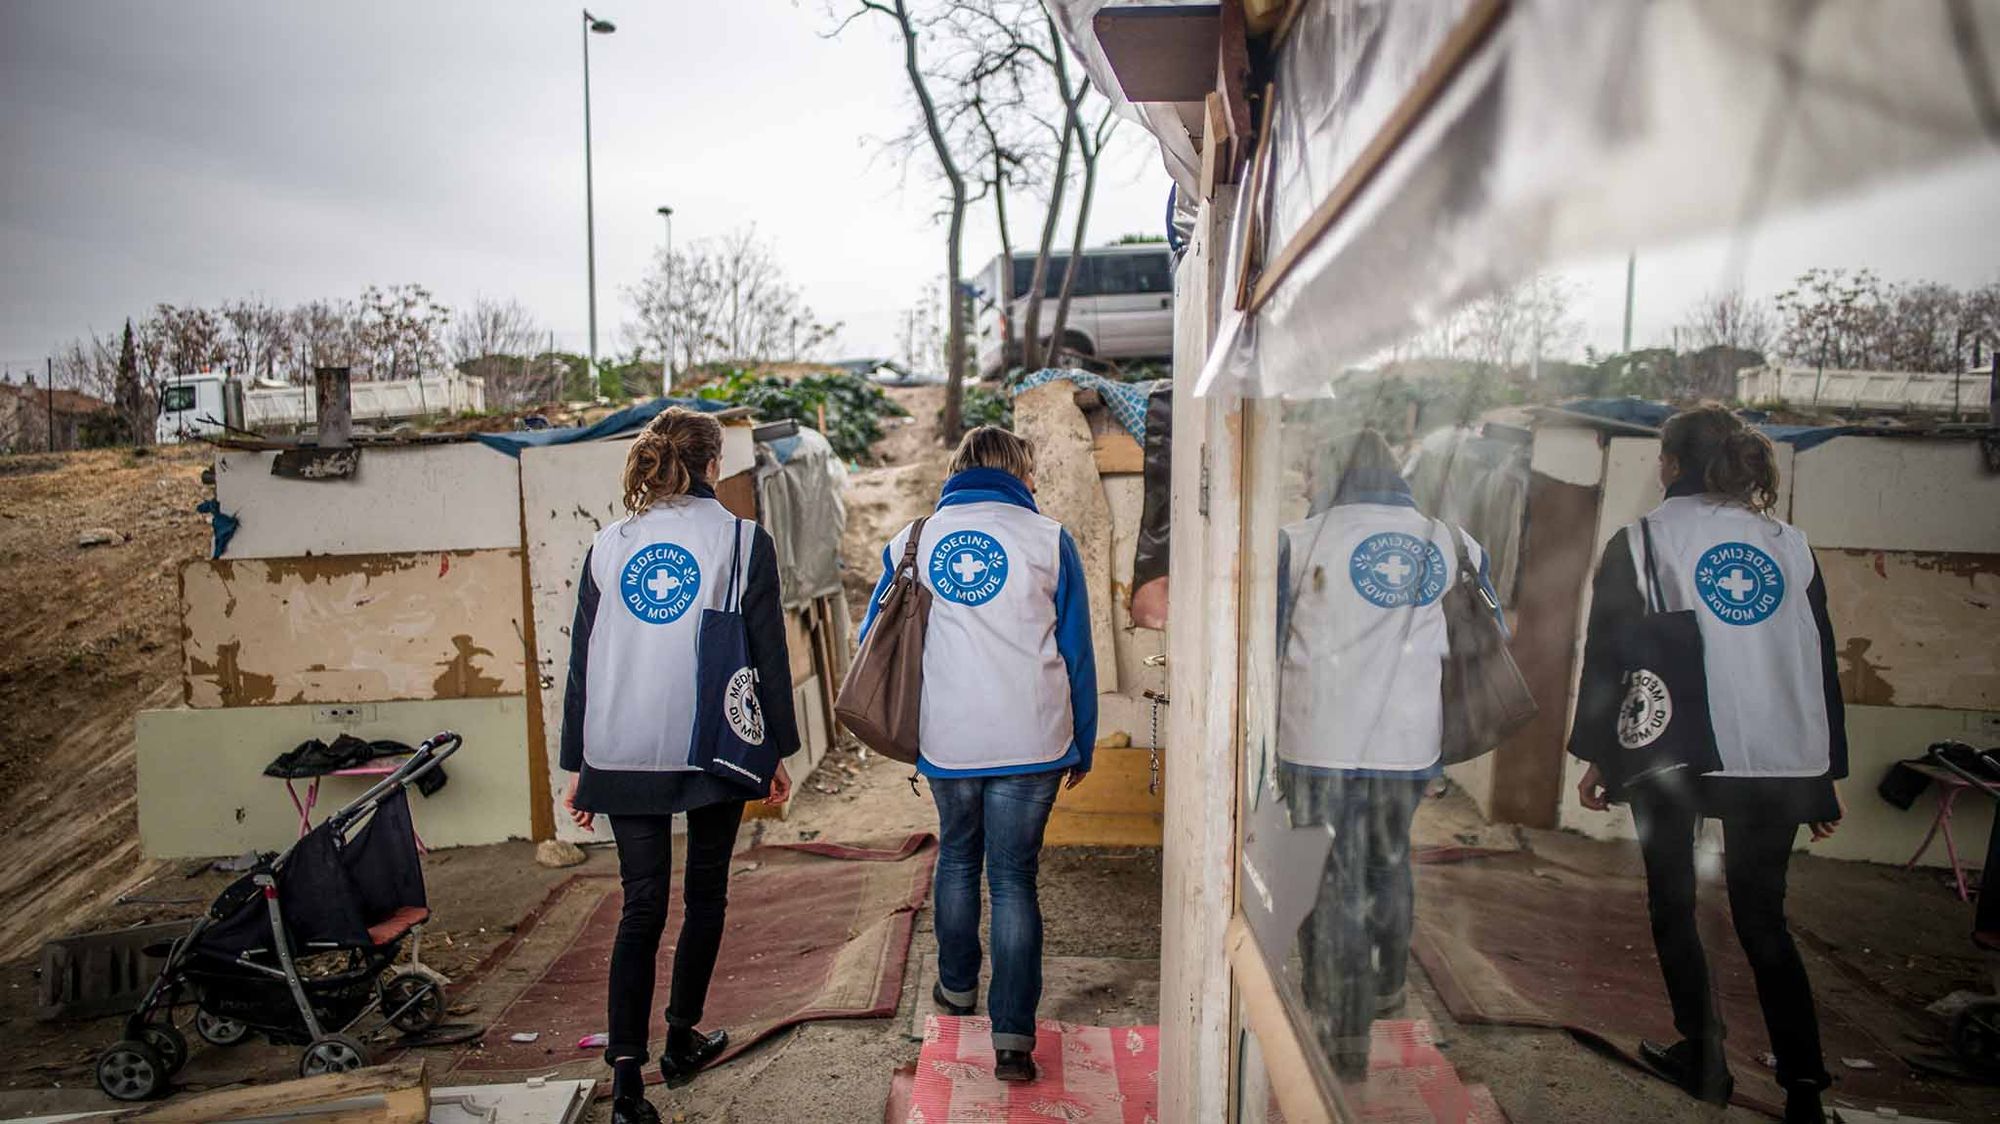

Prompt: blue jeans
xmin=928 ymin=770 xmax=1063 ymax=1052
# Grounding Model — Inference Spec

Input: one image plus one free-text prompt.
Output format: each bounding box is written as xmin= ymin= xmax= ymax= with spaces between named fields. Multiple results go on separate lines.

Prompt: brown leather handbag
xmin=1439 ymin=530 xmax=1538 ymax=765
xmin=835 ymin=517 xmax=930 ymax=765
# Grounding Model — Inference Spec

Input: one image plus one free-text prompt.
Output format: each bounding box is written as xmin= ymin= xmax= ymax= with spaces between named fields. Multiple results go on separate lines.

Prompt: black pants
xmin=1630 ymin=786 xmax=1829 ymax=1090
xmin=604 ymin=801 xmax=746 ymax=1064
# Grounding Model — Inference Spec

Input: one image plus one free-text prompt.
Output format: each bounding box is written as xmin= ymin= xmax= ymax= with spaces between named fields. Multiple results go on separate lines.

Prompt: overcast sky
xmin=0 ymin=0 xmax=1170 ymax=376
xmin=4 ymin=2 xmax=1997 ymax=382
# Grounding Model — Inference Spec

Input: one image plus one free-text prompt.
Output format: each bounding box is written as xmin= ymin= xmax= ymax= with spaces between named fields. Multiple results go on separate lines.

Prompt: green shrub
xmin=694 ymin=370 xmax=908 ymax=461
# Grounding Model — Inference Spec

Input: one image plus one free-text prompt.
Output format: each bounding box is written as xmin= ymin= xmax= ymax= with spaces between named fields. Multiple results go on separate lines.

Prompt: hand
xmin=1577 ymin=763 xmax=1610 ymax=812
xmin=1064 ymin=766 xmax=1090 ymax=791
xmin=1809 ymin=786 xmax=1845 ymax=842
xmin=765 ymin=761 xmax=793 ymax=807
xmin=563 ymin=773 xmax=593 ymax=832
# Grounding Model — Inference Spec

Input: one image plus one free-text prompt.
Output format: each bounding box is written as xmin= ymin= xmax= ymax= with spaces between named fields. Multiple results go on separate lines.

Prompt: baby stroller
xmin=95 ymin=731 xmax=463 ymax=1101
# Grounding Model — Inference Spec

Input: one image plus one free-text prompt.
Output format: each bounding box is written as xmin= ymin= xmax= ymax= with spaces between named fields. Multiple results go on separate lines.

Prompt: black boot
xmin=1784 ymin=1082 xmax=1826 ymax=1124
xmin=1639 ymin=1038 xmax=1733 ymax=1105
xmin=610 ymin=1095 xmax=661 ymax=1124
xmin=659 ymin=1026 xmax=728 ymax=1089
xmin=933 ymin=982 xmax=974 ymax=1016
xmin=994 ymin=1048 xmax=1037 ymax=1083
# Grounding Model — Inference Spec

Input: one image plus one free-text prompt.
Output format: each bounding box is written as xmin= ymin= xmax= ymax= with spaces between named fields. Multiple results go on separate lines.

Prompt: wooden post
xmin=1159 ymin=182 xmax=1240 ymax=1124
xmin=314 ymin=366 xmax=353 ymax=447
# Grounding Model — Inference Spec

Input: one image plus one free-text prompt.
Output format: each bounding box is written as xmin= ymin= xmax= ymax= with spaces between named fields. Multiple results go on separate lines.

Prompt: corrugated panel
xmin=180 ymin=550 xmax=527 ymax=707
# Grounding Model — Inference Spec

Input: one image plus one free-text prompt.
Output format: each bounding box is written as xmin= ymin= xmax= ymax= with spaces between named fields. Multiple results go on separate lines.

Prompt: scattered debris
xmin=1842 ymin=1056 xmax=1879 ymax=1070
xmin=535 ymin=839 xmax=587 ymax=868
xmin=577 ymin=1032 xmax=609 ymax=1049
xmin=76 ymin=527 xmax=117 ymax=547
xmin=509 ymin=1031 xmax=541 ymax=1044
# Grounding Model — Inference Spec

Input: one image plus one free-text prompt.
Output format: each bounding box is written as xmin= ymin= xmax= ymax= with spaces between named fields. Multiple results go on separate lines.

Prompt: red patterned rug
xmin=906 ymin=1014 xmax=1160 ymax=1123
xmin=451 ymin=832 xmax=935 ymax=1082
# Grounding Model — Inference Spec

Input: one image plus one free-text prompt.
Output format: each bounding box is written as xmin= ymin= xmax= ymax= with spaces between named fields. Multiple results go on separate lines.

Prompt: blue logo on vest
xmin=1695 ymin=541 xmax=1785 ymax=626
xmin=1348 ymin=532 xmax=1448 ymax=609
xmin=929 ymin=530 xmax=1008 ymax=606
xmin=620 ymin=542 xmax=702 ymax=625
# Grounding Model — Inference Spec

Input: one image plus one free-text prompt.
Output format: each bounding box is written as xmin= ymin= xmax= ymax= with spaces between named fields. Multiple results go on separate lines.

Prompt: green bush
xmin=694 ymin=370 xmax=908 ymax=461
xmin=958 ymin=385 xmax=1013 ymax=431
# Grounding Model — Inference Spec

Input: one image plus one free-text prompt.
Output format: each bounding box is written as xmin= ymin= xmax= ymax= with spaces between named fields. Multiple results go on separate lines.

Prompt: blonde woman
xmin=559 ymin=407 xmax=798 ymax=1124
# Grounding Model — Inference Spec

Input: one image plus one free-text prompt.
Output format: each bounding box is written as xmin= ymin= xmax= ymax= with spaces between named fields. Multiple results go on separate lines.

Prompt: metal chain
xmin=1143 ymin=689 xmax=1167 ymax=795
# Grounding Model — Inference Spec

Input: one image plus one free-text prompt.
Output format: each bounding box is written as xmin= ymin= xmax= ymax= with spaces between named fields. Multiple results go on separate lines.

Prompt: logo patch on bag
xmin=1348 ymin=532 xmax=1448 ymax=608
xmin=724 ymin=666 xmax=765 ymax=745
xmin=1618 ymin=668 xmax=1673 ymax=749
xmin=1695 ymin=541 xmax=1784 ymax=626
xmin=929 ymin=530 xmax=1009 ymax=606
xmin=620 ymin=543 xmax=702 ymax=624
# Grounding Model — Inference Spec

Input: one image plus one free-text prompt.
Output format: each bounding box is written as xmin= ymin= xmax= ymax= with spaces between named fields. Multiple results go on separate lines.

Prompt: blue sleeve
xmin=856 ymin=542 xmax=895 ymax=643
xmin=1054 ymin=529 xmax=1099 ymax=771
xmin=1275 ymin=532 xmax=1293 ymax=657
xmin=558 ymin=549 xmax=599 ymax=773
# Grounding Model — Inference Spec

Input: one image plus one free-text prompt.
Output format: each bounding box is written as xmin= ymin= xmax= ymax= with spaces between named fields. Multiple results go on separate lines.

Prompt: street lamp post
xmin=581 ymin=9 xmax=616 ymax=397
xmin=657 ymin=205 xmax=674 ymax=394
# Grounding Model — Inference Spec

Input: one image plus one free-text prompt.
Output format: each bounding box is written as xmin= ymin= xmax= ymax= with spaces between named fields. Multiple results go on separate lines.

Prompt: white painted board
xmin=1791 ymin=435 xmax=2000 ymax=552
xmin=214 ymin=443 xmax=523 ymax=559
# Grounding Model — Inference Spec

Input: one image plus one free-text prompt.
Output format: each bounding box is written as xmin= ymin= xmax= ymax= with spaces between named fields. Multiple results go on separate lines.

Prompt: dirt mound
xmin=839 ymin=386 xmax=951 ymax=624
xmin=0 ymin=445 xmax=211 ymax=960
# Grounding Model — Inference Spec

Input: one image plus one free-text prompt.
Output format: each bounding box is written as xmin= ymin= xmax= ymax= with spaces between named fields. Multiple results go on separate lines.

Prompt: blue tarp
xmin=1012 ymin=369 xmax=1164 ymax=444
xmin=1557 ymin=397 xmax=1856 ymax=452
xmin=473 ymin=396 xmax=735 ymax=457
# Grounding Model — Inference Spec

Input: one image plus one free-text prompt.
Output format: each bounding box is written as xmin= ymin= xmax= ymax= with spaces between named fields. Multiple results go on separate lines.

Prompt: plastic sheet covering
xmin=755 ymin=426 xmax=848 ymax=609
xmin=1193 ymin=0 xmax=2000 ymax=399
xmin=1403 ymin=426 xmax=1531 ymax=607
xmin=1045 ymin=0 xmax=1203 ymax=194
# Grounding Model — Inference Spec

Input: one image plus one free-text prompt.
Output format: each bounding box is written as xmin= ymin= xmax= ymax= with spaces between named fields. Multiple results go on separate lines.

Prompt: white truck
xmin=156 ymin=371 xmax=487 ymax=443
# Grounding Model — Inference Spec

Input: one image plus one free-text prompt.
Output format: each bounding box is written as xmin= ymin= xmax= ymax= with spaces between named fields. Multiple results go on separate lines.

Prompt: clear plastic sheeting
xmin=1195 ymin=0 xmax=2000 ymax=399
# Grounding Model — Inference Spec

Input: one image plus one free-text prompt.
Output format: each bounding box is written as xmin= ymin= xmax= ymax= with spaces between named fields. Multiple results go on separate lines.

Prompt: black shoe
xmin=1784 ymin=1083 xmax=1827 ymax=1124
xmin=1639 ymin=1038 xmax=1733 ymax=1105
xmin=994 ymin=1048 xmax=1037 ymax=1083
xmin=659 ymin=1027 xmax=728 ymax=1089
xmin=610 ymin=1095 xmax=662 ymax=1124
xmin=933 ymin=982 xmax=974 ymax=1017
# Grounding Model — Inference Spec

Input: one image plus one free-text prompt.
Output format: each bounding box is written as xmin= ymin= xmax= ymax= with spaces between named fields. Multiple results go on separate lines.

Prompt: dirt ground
xmin=838 ymin=385 xmax=950 ymax=625
xmin=0 ymin=445 xmax=212 ymax=964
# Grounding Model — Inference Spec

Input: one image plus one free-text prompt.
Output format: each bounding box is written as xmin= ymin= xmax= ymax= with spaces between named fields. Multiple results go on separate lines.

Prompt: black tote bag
xmin=689 ymin=520 xmax=777 ymax=794
xmin=1607 ymin=519 xmax=1722 ymax=789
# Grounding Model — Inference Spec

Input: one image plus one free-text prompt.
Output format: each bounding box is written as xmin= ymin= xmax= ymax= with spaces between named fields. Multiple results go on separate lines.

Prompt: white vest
xmin=889 ymin=501 xmax=1073 ymax=771
xmin=1277 ymin=504 xmax=1482 ymax=772
xmin=582 ymin=497 xmax=755 ymax=772
xmin=1624 ymin=496 xmax=1829 ymax=778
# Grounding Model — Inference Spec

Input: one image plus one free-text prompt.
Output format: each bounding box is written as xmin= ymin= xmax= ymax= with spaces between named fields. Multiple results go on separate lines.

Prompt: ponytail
xmin=1660 ymin=403 xmax=1779 ymax=513
xmin=622 ymin=407 xmax=723 ymax=514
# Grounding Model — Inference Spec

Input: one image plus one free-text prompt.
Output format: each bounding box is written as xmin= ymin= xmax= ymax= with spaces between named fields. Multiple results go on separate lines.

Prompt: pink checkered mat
xmin=904 ymin=1016 xmax=1504 ymax=1124
xmin=907 ymin=1015 xmax=1159 ymax=1123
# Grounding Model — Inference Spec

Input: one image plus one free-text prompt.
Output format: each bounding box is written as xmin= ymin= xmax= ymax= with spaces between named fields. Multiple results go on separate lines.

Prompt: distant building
xmin=0 ymin=381 xmax=112 ymax=454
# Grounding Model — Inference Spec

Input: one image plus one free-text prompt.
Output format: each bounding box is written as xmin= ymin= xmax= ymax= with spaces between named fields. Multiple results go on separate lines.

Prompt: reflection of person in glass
xmin=1570 ymin=406 xmax=1844 ymax=1124
xmin=1276 ymin=429 xmax=1500 ymax=1080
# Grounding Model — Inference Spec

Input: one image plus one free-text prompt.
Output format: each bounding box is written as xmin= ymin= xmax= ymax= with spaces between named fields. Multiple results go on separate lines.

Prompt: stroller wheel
xmin=379 ymin=968 xmax=446 ymax=1034
xmin=95 ymin=1040 xmax=169 ymax=1101
xmin=195 ymin=1007 xmax=250 ymax=1047
xmin=139 ymin=1024 xmax=189 ymax=1074
xmin=299 ymin=1032 xmax=370 ymax=1078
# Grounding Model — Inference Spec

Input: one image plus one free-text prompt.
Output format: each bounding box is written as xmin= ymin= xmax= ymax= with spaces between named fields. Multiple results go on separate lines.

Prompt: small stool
xmin=1904 ymin=761 xmax=1978 ymax=901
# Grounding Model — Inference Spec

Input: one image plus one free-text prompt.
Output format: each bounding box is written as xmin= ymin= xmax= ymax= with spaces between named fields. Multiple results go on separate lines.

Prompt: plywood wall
xmin=1818 ymin=547 xmax=2000 ymax=711
xmin=1792 ymin=436 xmax=2000 ymax=552
xmin=214 ymin=444 xmax=524 ymax=559
xmin=180 ymin=551 xmax=527 ymax=707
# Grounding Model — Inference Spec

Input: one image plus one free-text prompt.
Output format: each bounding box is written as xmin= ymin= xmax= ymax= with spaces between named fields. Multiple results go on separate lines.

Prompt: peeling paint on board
xmin=1818 ymin=548 xmax=1998 ymax=711
xmin=180 ymin=549 xmax=527 ymax=708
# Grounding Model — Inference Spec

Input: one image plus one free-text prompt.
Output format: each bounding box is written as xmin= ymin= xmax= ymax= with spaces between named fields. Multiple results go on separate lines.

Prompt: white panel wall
xmin=215 ymin=444 xmax=523 ymax=558
xmin=1791 ymin=436 xmax=2000 ymax=552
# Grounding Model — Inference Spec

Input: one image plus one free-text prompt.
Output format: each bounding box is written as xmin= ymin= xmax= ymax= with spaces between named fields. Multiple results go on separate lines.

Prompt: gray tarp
xmin=756 ymin=427 xmax=847 ymax=610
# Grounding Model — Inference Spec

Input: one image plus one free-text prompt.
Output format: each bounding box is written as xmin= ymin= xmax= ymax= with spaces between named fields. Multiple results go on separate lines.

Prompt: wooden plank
xmin=516 ymin=461 xmax=553 ymax=842
xmin=1046 ymin=745 xmax=1166 ymax=846
xmin=1247 ymin=0 xmax=1511 ymax=314
xmin=1226 ymin=918 xmax=1336 ymax=1124
xmin=104 ymin=1060 xmax=427 ymax=1123
xmin=1091 ymin=2 xmax=1223 ymax=104
xmin=1093 ymin=431 xmax=1146 ymax=475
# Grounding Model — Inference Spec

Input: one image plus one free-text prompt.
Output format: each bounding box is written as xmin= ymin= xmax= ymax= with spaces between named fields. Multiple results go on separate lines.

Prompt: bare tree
xmin=222 ymin=298 xmax=293 ymax=383
xmin=1682 ymin=288 xmax=1775 ymax=355
xmin=290 ymin=299 xmax=360 ymax=381
xmin=355 ymin=284 xmax=452 ymax=380
xmin=451 ymin=297 xmax=543 ymax=363
xmin=1773 ymin=267 xmax=1890 ymax=370
xmin=831 ymin=0 xmax=970 ymax=434
xmin=622 ymin=228 xmax=840 ymax=374
xmin=1044 ymin=100 xmax=1120 ymax=362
